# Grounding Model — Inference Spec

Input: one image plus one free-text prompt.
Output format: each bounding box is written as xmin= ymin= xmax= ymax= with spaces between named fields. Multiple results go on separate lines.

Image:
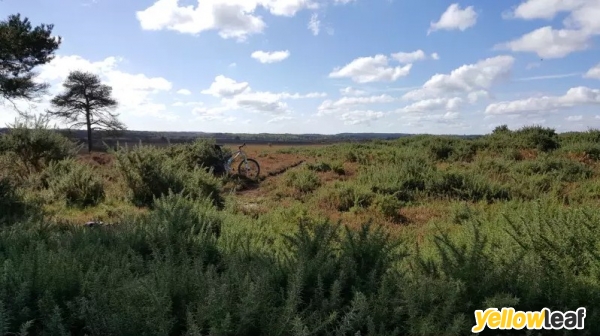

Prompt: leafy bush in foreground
xmin=0 ymin=115 xmax=79 ymax=172
xmin=45 ymin=158 xmax=105 ymax=207
xmin=112 ymin=144 xmax=223 ymax=208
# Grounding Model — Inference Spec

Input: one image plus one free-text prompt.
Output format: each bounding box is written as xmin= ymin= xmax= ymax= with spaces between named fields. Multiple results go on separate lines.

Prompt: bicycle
xmin=217 ymin=143 xmax=260 ymax=180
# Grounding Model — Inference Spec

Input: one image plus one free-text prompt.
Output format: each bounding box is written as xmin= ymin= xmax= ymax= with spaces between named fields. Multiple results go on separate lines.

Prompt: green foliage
xmin=284 ymin=168 xmax=321 ymax=193
xmin=167 ymin=138 xmax=228 ymax=171
xmin=112 ymin=144 xmax=223 ymax=208
xmin=427 ymin=170 xmax=511 ymax=202
xmin=370 ymin=193 xmax=402 ymax=220
xmin=0 ymin=175 xmax=28 ymax=225
xmin=512 ymin=155 xmax=593 ymax=182
xmin=0 ymin=14 xmax=61 ymax=101
xmin=318 ymin=182 xmax=374 ymax=211
xmin=45 ymin=158 xmax=105 ymax=207
xmin=307 ymin=161 xmax=331 ymax=172
xmin=0 ymin=115 xmax=79 ymax=172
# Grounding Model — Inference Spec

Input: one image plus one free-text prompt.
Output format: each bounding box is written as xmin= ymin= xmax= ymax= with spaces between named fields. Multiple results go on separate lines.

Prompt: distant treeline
xmin=0 ymin=128 xmax=483 ymax=147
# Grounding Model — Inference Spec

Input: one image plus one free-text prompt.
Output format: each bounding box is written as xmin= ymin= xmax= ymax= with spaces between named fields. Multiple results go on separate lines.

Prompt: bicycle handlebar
xmin=239 ymin=143 xmax=246 ymax=149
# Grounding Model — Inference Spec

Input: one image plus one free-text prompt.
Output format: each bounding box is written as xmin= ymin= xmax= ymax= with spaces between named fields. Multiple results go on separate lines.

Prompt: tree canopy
xmin=0 ymin=14 xmax=61 ymax=104
xmin=47 ymin=70 xmax=125 ymax=152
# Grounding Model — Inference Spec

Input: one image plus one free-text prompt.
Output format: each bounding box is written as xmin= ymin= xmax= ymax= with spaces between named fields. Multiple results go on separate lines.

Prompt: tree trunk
xmin=86 ymin=108 xmax=93 ymax=153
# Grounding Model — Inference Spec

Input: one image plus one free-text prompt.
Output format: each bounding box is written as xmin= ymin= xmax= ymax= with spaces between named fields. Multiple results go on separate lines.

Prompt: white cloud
xmin=136 ymin=0 xmax=325 ymax=41
xmin=497 ymin=0 xmax=600 ymax=58
xmin=201 ymin=75 xmax=250 ymax=97
xmin=403 ymin=55 xmax=514 ymax=100
xmin=25 ymin=54 xmax=175 ymax=123
xmin=584 ymin=63 xmax=600 ymax=79
xmin=329 ymin=54 xmax=412 ymax=83
xmin=308 ymin=13 xmax=320 ymax=35
xmin=515 ymin=72 xmax=581 ymax=81
xmin=468 ymin=90 xmax=490 ymax=103
xmin=566 ymin=115 xmax=583 ymax=121
xmin=398 ymin=97 xmax=463 ymax=113
xmin=485 ymin=86 xmax=600 ymax=115
xmin=267 ymin=115 xmax=295 ymax=123
xmin=200 ymin=75 xmax=325 ymax=116
xmin=428 ymin=3 xmax=478 ymax=34
xmin=317 ymin=95 xmax=394 ymax=115
xmin=431 ymin=52 xmax=440 ymax=60
xmin=339 ymin=110 xmax=385 ymax=125
xmin=176 ymin=89 xmax=191 ymax=95
xmin=251 ymin=50 xmax=290 ymax=63
xmin=391 ymin=50 xmax=427 ymax=63
xmin=340 ymin=87 xmax=367 ymax=96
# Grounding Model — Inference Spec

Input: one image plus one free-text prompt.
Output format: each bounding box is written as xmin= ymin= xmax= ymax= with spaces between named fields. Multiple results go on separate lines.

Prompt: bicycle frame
xmin=223 ymin=144 xmax=249 ymax=174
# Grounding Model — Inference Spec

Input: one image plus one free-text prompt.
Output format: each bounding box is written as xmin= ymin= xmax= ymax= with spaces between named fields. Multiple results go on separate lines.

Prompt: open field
xmin=2 ymin=124 xmax=600 ymax=335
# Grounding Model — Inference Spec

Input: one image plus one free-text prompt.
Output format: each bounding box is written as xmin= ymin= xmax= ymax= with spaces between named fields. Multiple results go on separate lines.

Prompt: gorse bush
xmin=283 ymin=168 xmax=321 ymax=193
xmin=427 ymin=170 xmax=511 ymax=202
xmin=112 ymin=144 xmax=223 ymax=208
xmin=318 ymin=182 xmax=374 ymax=212
xmin=512 ymin=155 xmax=593 ymax=182
xmin=167 ymin=138 xmax=229 ymax=171
xmin=0 ymin=115 xmax=80 ymax=172
xmin=45 ymin=158 xmax=105 ymax=207
xmin=0 ymin=197 xmax=598 ymax=335
xmin=0 ymin=175 xmax=29 ymax=225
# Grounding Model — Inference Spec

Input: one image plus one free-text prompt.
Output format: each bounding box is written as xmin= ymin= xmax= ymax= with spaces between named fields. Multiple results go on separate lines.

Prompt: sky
xmin=1 ymin=0 xmax=600 ymax=135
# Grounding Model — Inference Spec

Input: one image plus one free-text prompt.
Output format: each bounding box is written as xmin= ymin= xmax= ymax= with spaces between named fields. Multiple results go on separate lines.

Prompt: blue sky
xmin=1 ymin=0 xmax=600 ymax=134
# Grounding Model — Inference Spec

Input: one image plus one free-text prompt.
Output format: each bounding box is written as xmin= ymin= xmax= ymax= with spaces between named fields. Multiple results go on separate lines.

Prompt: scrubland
xmin=1 ymin=119 xmax=600 ymax=335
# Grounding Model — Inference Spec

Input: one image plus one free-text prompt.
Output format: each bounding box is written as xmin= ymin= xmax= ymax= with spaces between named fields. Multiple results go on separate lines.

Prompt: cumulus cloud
xmin=391 ymin=50 xmax=427 ymax=63
xmin=340 ymin=87 xmax=367 ymax=96
xmin=431 ymin=52 xmax=440 ymax=60
xmin=200 ymin=75 xmax=325 ymax=116
xmin=497 ymin=0 xmax=600 ymax=58
xmin=176 ymin=89 xmax=192 ymax=95
xmin=428 ymin=3 xmax=478 ymax=34
xmin=136 ymin=0 xmax=357 ymax=41
xmin=584 ymin=63 xmax=600 ymax=79
xmin=329 ymin=54 xmax=412 ymax=83
xmin=251 ymin=50 xmax=290 ymax=63
xmin=1 ymin=54 xmax=176 ymax=125
xmin=402 ymin=55 xmax=514 ymax=100
xmin=201 ymin=75 xmax=250 ymax=97
xmin=485 ymin=86 xmax=600 ymax=115
xmin=318 ymin=94 xmax=394 ymax=114
xmin=339 ymin=110 xmax=385 ymax=125
xmin=397 ymin=97 xmax=463 ymax=113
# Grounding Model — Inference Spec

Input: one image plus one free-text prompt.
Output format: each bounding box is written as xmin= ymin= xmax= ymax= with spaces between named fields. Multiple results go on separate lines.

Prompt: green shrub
xmin=427 ymin=170 xmax=511 ymax=202
xmin=306 ymin=161 xmax=332 ymax=172
xmin=371 ymin=193 xmax=402 ymax=219
xmin=0 ymin=115 xmax=80 ymax=172
xmin=513 ymin=156 xmax=593 ymax=182
xmin=0 ymin=175 xmax=29 ymax=224
xmin=167 ymin=138 xmax=228 ymax=171
xmin=560 ymin=142 xmax=600 ymax=161
xmin=113 ymin=144 xmax=223 ymax=208
xmin=45 ymin=158 xmax=105 ymax=207
xmin=283 ymin=168 xmax=321 ymax=193
xmin=357 ymin=157 xmax=433 ymax=201
xmin=319 ymin=182 xmax=374 ymax=211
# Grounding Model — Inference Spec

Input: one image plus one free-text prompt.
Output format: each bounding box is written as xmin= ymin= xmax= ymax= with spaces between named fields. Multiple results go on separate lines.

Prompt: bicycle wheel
xmin=238 ymin=158 xmax=260 ymax=180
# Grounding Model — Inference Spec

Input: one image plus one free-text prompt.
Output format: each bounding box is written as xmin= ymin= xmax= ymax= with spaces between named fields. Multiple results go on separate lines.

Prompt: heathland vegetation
xmin=2 ymin=11 xmax=600 ymax=336
xmin=1 ymin=118 xmax=600 ymax=335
